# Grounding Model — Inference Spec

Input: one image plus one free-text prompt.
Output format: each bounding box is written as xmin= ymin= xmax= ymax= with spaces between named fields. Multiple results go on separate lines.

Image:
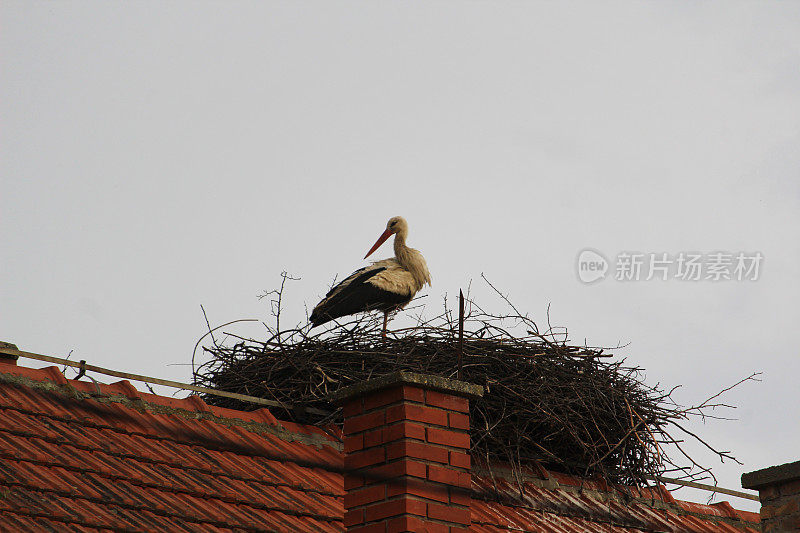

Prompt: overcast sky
xmin=3 ymin=1 xmax=799 ymax=511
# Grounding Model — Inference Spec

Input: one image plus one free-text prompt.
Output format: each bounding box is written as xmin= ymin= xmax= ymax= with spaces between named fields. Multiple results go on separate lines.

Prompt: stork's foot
xmin=381 ymin=312 xmax=389 ymax=338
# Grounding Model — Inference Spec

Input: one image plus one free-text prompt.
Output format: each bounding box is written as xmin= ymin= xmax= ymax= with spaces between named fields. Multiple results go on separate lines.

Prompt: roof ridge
xmin=0 ymin=363 xmax=339 ymax=451
xmin=471 ymin=464 xmax=759 ymax=526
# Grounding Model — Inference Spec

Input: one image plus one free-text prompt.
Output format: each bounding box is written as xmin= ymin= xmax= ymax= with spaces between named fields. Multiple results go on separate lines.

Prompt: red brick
xmin=385 ymin=440 xmax=406 ymax=462
xmin=364 ymin=428 xmax=383 ymax=448
xmin=345 ymin=410 xmax=387 ymax=435
xmin=426 ymin=390 xmax=469 ymax=413
xmin=760 ymin=484 xmax=780 ymax=501
xmin=365 ymin=428 xmax=389 ymax=448
xmin=364 ymin=387 xmax=405 ymax=411
xmin=387 ymin=440 xmax=449 ymax=463
xmin=370 ymin=459 xmax=428 ymax=481
xmin=387 ymin=515 xmax=447 ymax=533
xmin=786 ymin=515 xmax=800 ymax=529
xmin=760 ymin=484 xmax=781 ymax=501
xmin=428 ymin=464 xmax=471 ymax=488
xmin=344 ymin=508 xmax=365 ymax=527
xmin=400 ymin=385 xmax=426 ymax=403
xmin=344 ymin=434 xmax=364 ymax=453
xmin=345 ymin=475 xmax=365 ymax=491
xmin=448 ymin=412 xmax=470 ymax=430
xmin=449 ymin=487 xmax=470 ymax=506
xmin=386 ymin=403 xmax=447 ymax=426
xmin=345 ymin=484 xmax=387 ymax=508
xmin=761 ymin=497 xmax=800 ymax=520
xmin=365 ymin=498 xmax=427 ymax=521
xmin=765 ymin=514 xmax=800 ymax=533
xmin=364 ymin=385 xmax=425 ymax=411
xmin=349 ymin=523 xmax=387 ymax=533
xmin=384 ymin=421 xmax=426 ymax=442
xmin=426 ymin=427 xmax=470 ymax=449
xmin=449 ymin=451 xmax=470 ymax=469
xmin=364 ymin=423 xmax=426 ymax=449
xmin=427 ymin=501 xmax=470 ymax=524
xmin=343 ymin=398 xmax=363 ymax=418
xmin=780 ymin=479 xmax=800 ymax=496
xmin=346 ymin=447 xmax=386 ymax=469
xmin=387 ymin=478 xmax=449 ymax=503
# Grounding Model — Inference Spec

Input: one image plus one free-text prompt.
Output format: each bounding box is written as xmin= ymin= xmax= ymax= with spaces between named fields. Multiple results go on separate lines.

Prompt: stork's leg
xmin=382 ymin=311 xmax=388 ymax=338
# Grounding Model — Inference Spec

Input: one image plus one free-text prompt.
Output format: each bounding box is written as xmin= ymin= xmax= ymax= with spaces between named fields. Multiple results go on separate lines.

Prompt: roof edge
xmin=0 ymin=362 xmax=340 ymax=451
xmin=472 ymin=462 xmax=760 ymax=526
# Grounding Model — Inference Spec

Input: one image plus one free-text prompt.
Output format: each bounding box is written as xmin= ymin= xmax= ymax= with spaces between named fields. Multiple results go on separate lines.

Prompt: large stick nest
xmin=194 ymin=295 xmax=745 ymax=488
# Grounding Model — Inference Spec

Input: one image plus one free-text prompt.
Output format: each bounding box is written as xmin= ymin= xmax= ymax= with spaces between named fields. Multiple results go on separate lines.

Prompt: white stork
xmin=310 ymin=216 xmax=431 ymax=336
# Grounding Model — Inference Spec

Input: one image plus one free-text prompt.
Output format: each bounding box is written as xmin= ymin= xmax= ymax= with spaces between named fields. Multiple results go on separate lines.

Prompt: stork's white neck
xmin=393 ymin=232 xmax=410 ymax=266
xmin=392 ymin=230 xmax=431 ymax=291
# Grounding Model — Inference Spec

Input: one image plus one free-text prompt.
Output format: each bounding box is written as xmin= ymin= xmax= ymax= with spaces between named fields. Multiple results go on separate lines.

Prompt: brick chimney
xmin=330 ymin=372 xmax=483 ymax=533
xmin=742 ymin=460 xmax=800 ymax=532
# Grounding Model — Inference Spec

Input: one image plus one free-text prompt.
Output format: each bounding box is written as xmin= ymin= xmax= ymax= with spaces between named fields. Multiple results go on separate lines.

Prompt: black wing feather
xmin=310 ymin=267 xmax=411 ymax=327
xmin=323 ymin=267 xmax=368 ymax=299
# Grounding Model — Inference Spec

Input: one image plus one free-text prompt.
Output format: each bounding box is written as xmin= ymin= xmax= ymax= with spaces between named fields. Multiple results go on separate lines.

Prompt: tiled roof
xmin=0 ymin=360 xmax=344 ymax=532
xmin=0 ymin=358 xmax=760 ymax=532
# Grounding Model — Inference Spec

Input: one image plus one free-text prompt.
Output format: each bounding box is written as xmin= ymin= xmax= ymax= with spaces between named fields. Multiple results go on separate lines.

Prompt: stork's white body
xmin=310 ymin=217 xmax=431 ymax=332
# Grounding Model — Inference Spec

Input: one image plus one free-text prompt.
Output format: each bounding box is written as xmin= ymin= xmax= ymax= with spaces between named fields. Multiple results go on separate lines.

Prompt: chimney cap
xmin=328 ymin=371 xmax=483 ymax=404
xmin=0 ymin=341 xmax=19 ymax=364
xmin=742 ymin=460 xmax=800 ymax=490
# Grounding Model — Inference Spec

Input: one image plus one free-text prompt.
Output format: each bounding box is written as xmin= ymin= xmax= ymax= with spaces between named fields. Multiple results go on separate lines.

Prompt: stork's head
xmin=365 ymin=216 xmax=407 ymax=259
xmin=386 ymin=216 xmax=407 ymax=235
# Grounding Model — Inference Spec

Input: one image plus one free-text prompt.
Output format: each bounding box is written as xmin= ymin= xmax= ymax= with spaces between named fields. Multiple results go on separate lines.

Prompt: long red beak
xmin=364 ymin=228 xmax=393 ymax=259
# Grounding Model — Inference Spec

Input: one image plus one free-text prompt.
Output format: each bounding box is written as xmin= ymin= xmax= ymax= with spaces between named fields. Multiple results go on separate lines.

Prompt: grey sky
xmin=3 ymin=1 xmax=799 ymax=511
